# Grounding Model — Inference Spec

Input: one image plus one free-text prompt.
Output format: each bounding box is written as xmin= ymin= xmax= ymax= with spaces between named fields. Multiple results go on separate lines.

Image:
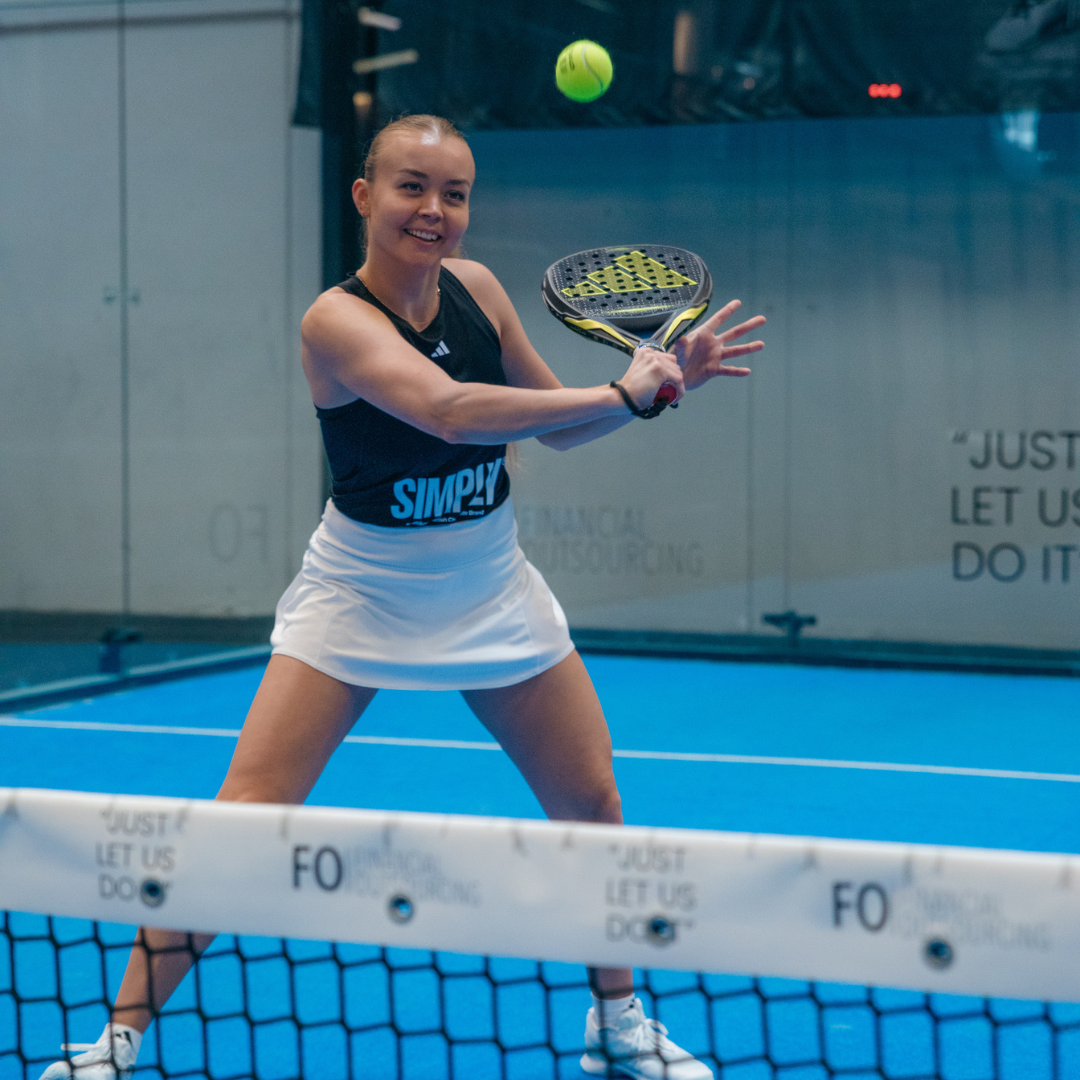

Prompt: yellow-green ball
xmin=555 ymin=40 xmax=613 ymax=103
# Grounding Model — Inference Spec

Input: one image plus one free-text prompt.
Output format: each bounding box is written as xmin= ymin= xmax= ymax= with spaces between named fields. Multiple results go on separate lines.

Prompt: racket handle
xmin=653 ymin=383 xmax=677 ymax=407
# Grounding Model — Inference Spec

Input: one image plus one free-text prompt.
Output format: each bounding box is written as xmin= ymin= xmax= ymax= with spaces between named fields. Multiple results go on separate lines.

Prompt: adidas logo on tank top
xmin=431 ymin=340 xmax=450 ymax=358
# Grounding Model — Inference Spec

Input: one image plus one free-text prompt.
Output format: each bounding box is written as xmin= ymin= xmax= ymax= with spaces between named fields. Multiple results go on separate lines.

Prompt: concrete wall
xmin=465 ymin=117 xmax=1080 ymax=649
xmin=0 ymin=0 xmax=323 ymax=618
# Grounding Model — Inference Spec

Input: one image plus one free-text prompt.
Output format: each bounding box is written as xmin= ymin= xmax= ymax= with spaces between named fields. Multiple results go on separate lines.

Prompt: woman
xmin=44 ymin=114 xmax=764 ymax=1080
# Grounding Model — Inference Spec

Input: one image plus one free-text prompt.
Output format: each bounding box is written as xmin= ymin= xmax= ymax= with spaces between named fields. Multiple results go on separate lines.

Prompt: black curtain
xmin=290 ymin=0 xmax=1080 ymax=131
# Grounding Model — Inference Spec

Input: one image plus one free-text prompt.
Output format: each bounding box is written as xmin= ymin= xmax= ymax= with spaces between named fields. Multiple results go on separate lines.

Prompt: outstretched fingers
xmin=677 ymin=300 xmax=765 ymax=384
xmin=700 ymin=299 xmax=743 ymax=334
xmin=721 ymin=339 xmax=765 ymax=359
xmin=711 ymin=337 xmax=764 ymax=378
xmin=708 ymin=360 xmax=751 ymax=378
xmin=718 ymin=314 xmax=767 ymax=344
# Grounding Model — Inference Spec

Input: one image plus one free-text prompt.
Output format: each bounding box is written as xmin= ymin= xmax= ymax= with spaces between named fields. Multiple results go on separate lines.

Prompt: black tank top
xmin=316 ymin=267 xmax=510 ymax=528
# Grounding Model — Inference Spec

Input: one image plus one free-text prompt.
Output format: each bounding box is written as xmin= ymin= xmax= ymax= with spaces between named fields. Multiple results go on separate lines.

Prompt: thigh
xmin=217 ymin=654 xmax=378 ymax=805
xmin=462 ymin=651 xmax=622 ymax=824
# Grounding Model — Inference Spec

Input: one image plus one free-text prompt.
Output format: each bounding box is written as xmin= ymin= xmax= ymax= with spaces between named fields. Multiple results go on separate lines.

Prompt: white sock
xmin=592 ymin=991 xmax=635 ymax=1026
xmin=80 ymin=1023 xmax=140 ymax=1061
xmin=107 ymin=1022 xmax=142 ymax=1058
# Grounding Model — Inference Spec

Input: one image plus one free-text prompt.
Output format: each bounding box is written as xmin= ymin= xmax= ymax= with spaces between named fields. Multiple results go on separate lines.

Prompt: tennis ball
xmin=555 ymin=40 xmax=613 ymax=103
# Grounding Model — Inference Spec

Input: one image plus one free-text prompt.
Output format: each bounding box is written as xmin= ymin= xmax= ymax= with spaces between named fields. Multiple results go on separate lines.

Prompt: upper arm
xmin=443 ymin=258 xmax=564 ymax=392
xmin=301 ymin=290 xmax=470 ymax=441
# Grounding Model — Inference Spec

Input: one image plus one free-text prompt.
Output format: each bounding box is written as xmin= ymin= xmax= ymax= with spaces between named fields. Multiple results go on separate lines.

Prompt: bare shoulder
xmin=301 ymin=285 xmax=390 ymax=355
xmin=441 ymin=257 xmax=501 ymax=292
xmin=442 ymin=258 xmax=513 ymax=334
xmin=446 ymin=259 xmax=554 ymax=389
xmin=300 ymin=285 xmax=401 ymax=394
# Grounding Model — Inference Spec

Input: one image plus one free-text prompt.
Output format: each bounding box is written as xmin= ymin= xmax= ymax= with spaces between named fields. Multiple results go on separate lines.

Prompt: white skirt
xmin=271 ymin=498 xmax=574 ymax=691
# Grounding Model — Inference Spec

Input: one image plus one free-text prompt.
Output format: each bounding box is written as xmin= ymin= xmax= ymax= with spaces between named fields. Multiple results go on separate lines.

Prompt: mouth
xmin=404 ymin=227 xmax=441 ymax=243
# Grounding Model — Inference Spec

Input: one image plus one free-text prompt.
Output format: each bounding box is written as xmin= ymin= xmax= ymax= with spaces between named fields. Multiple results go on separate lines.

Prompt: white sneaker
xmin=581 ymin=997 xmax=713 ymax=1080
xmin=37 ymin=1024 xmax=141 ymax=1080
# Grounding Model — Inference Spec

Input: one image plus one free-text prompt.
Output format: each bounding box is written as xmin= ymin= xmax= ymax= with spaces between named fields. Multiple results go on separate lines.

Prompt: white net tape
xmin=1 ymin=787 xmax=1077 ymax=1002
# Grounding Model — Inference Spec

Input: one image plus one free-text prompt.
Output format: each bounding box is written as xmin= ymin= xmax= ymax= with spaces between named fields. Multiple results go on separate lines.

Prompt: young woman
xmin=43 ymin=115 xmax=764 ymax=1080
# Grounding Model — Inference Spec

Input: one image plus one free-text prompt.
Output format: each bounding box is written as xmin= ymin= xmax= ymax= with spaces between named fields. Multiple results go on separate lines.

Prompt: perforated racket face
xmin=544 ymin=245 xmax=709 ymax=334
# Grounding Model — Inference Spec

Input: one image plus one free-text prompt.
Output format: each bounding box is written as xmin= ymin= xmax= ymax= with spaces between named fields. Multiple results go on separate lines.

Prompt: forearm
xmin=435 ymin=382 xmax=625 ymax=444
xmin=536 ymin=412 xmax=634 ymax=450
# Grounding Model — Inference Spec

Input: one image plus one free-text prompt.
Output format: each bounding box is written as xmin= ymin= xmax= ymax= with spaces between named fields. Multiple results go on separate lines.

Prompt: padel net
xmin=2 ymin=788 xmax=1079 ymax=1077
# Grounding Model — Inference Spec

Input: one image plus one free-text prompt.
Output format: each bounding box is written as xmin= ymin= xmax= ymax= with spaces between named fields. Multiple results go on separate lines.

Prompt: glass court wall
xmin=465 ymin=115 xmax=1080 ymax=651
xmin=4 ymin=7 xmax=1080 ymax=690
xmin=0 ymin=0 xmax=323 ymax=689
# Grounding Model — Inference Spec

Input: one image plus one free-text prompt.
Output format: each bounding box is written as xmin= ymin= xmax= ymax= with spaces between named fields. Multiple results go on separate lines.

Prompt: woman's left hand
xmin=671 ymin=300 xmax=765 ymax=392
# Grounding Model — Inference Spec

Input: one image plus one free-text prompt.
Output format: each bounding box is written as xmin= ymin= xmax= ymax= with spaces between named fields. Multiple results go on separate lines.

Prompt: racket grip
xmin=653 ymin=384 xmax=677 ymax=406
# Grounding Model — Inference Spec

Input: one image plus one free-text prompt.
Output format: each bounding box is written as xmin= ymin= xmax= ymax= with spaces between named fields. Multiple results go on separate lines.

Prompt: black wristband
xmin=610 ymin=380 xmax=665 ymax=419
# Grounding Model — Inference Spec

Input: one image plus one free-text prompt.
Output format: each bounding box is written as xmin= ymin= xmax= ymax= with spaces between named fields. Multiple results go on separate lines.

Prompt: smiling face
xmin=353 ymin=129 xmax=475 ymax=269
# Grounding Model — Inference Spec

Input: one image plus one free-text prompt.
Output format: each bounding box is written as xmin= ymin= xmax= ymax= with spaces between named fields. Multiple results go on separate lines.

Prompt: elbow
xmin=536 ymin=432 xmax=572 ymax=451
xmin=439 ymin=424 xmax=469 ymax=445
xmin=433 ymin=413 xmax=473 ymax=444
xmin=426 ymin=398 xmax=469 ymax=444
xmin=428 ymin=395 xmax=501 ymax=445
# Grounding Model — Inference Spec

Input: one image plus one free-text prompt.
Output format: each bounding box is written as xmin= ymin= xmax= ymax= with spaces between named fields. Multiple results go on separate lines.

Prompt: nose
xmin=418 ymin=190 xmax=442 ymax=220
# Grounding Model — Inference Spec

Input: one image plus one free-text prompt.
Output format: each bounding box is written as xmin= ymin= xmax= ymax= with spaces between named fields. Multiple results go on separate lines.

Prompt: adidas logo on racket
xmin=542 ymin=245 xmax=712 ymax=417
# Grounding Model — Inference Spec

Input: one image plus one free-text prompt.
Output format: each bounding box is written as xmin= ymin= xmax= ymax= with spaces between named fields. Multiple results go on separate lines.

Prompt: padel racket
xmin=542 ymin=244 xmax=712 ymax=409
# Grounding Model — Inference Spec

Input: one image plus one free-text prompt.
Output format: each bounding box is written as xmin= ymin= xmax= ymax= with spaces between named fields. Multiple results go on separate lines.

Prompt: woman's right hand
xmin=618 ymin=344 xmax=685 ymax=409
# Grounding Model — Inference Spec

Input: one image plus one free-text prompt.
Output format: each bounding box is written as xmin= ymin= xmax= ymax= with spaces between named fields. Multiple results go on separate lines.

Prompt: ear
xmin=352 ymin=178 xmax=369 ymax=218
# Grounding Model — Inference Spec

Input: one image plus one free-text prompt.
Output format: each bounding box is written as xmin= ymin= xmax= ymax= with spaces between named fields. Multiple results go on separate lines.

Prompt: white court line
xmin=609 ymin=748 xmax=1080 ymax=784
xmin=0 ymin=716 xmax=242 ymax=738
xmin=345 ymin=734 xmax=502 ymax=751
xmin=0 ymin=717 xmax=503 ymax=750
xmin=2 ymin=714 xmax=1079 ymax=784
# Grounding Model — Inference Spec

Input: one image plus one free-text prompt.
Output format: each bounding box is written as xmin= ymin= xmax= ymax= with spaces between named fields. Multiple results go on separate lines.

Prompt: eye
xmin=401 ymin=181 xmax=422 ymax=193
xmin=446 ymin=190 xmax=466 ymax=202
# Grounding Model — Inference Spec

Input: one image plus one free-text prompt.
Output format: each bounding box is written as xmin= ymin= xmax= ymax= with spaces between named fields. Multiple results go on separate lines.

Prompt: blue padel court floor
xmin=4 ymin=656 xmax=1080 ymax=851
xmin=3 ymin=656 xmax=1080 ymax=1079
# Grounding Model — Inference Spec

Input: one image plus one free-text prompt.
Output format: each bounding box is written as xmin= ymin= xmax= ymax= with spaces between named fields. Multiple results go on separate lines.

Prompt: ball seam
xmin=578 ymin=42 xmax=604 ymax=95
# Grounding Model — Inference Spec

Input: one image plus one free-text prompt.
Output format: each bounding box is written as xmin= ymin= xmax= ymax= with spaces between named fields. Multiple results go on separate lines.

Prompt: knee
xmin=216 ymin=769 xmax=301 ymax=806
xmin=594 ymin=782 xmax=623 ymax=824
xmin=215 ymin=781 xmax=266 ymax=804
xmin=563 ymin=777 xmax=622 ymax=825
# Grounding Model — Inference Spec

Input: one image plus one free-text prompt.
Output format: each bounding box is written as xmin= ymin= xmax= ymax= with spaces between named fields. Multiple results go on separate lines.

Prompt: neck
xmin=357 ymin=249 xmax=442 ymax=330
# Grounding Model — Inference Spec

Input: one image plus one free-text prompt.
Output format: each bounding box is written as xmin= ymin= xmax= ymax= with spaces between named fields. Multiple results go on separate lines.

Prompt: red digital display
xmin=869 ymin=83 xmax=902 ymax=98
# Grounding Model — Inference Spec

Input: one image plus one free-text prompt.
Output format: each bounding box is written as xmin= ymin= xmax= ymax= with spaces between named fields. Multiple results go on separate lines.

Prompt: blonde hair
xmin=362 ymin=114 xmax=467 ymax=183
xmin=505 ymin=442 xmax=522 ymax=474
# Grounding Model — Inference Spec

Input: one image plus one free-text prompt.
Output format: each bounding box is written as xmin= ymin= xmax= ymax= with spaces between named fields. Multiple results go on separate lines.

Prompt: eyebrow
xmin=396 ymin=168 xmax=471 ymax=186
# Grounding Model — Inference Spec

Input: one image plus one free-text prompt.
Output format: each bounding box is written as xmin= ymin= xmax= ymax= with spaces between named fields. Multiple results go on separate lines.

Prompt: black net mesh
xmin=4 ymin=911 xmax=1080 ymax=1079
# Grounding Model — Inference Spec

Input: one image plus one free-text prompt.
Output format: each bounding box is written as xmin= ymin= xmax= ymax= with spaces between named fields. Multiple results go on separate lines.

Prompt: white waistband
xmin=317 ymin=497 xmax=518 ymax=573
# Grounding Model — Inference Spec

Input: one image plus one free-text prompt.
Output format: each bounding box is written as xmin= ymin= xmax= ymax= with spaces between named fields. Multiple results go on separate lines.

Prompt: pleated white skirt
xmin=270 ymin=498 xmax=574 ymax=691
